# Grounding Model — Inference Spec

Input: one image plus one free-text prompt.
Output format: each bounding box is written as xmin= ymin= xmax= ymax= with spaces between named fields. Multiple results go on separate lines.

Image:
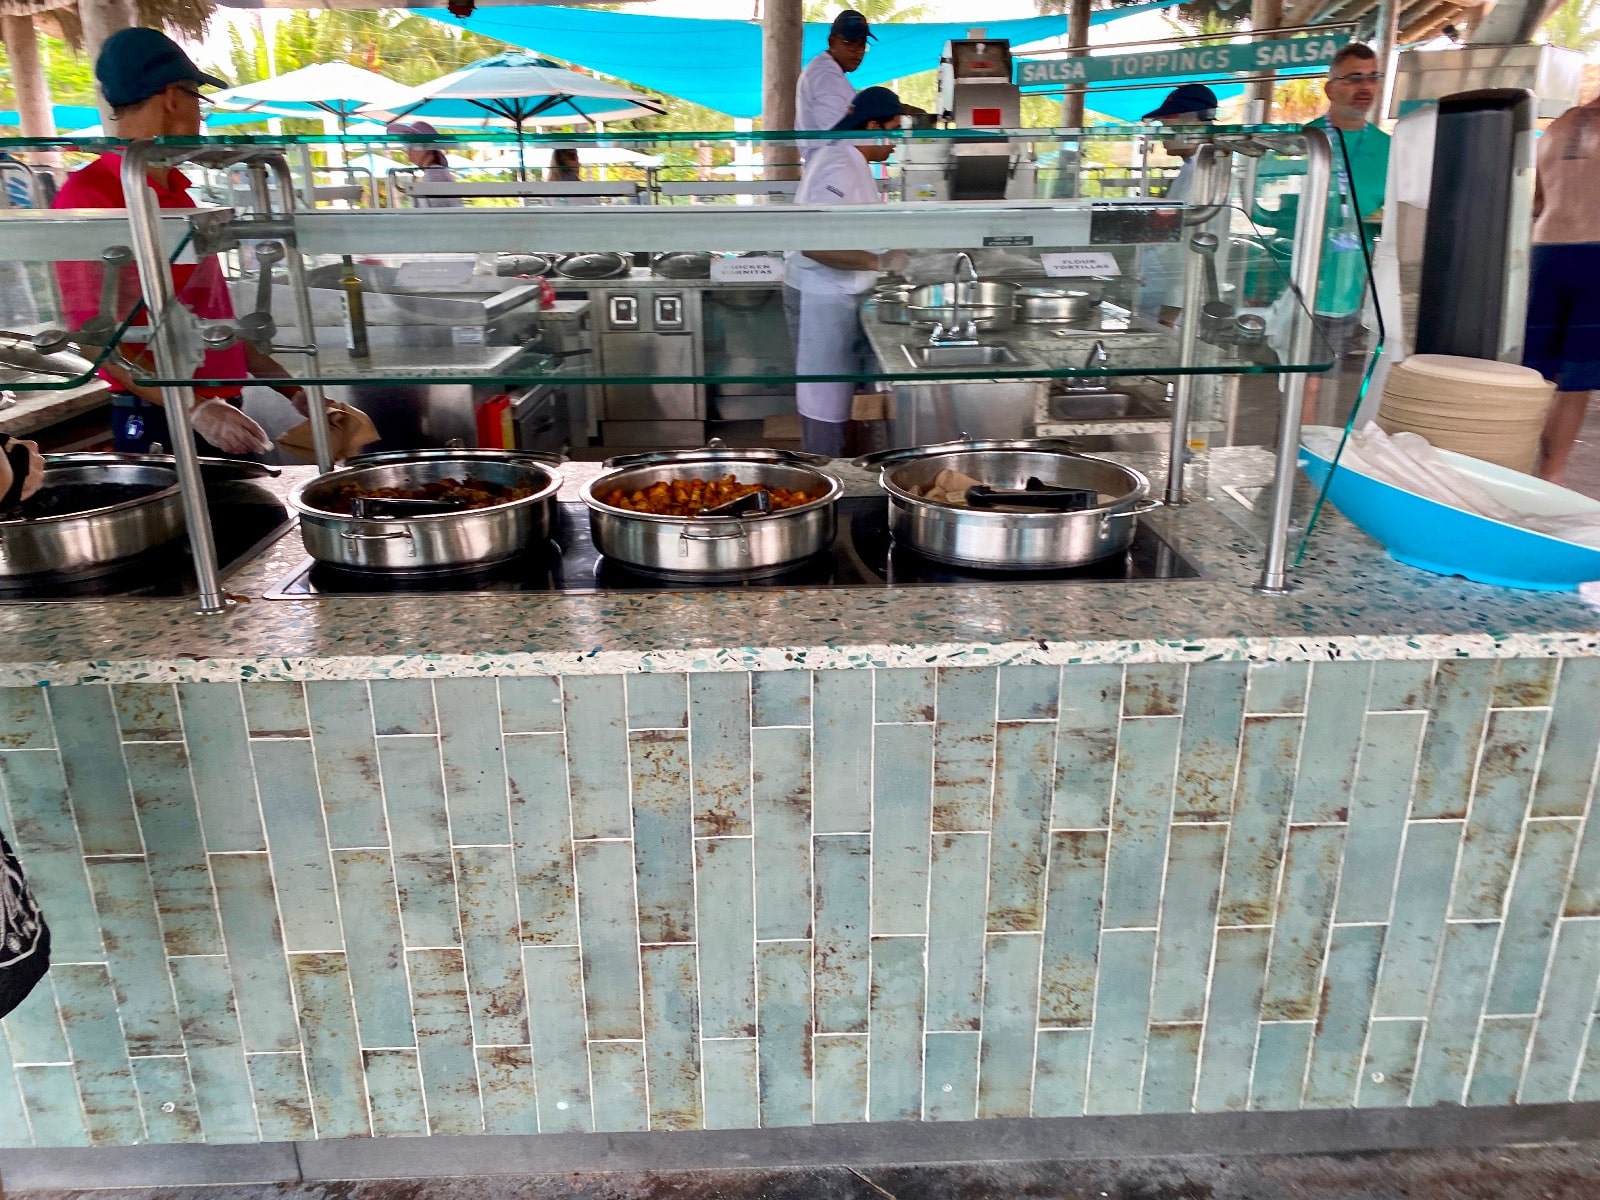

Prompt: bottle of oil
xmin=339 ymin=255 xmax=370 ymax=359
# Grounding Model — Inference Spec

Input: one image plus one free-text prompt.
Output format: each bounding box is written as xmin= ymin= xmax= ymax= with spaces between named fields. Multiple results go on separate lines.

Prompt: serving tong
xmin=349 ymin=495 xmax=469 ymax=519
xmin=964 ymin=476 xmax=1096 ymax=512
xmin=697 ymin=489 xmax=772 ymax=518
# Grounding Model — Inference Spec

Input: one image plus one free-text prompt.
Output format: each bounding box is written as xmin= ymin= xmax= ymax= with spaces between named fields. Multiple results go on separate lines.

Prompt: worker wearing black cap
xmin=785 ymin=87 xmax=908 ymax=457
xmin=797 ymin=10 xmax=876 ymax=138
xmin=1137 ymin=83 xmax=1218 ymax=326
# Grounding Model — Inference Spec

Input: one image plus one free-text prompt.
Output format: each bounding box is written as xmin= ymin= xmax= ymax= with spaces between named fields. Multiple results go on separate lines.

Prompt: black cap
xmin=97 ymin=27 xmax=227 ymax=110
xmin=832 ymin=86 xmax=902 ymax=131
xmin=830 ymin=10 xmax=876 ymax=43
xmin=1142 ymin=83 xmax=1219 ymax=121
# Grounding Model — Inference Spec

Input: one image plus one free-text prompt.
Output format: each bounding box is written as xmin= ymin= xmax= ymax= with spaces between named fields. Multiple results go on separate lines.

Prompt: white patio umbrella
xmin=362 ymin=52 xmax=665 ymax=178
xmin=208 ymin=63 xmax=414 ymax=129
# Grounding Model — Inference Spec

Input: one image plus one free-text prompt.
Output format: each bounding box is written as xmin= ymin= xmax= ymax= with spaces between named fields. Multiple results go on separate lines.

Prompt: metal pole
xmin=1256 ymin=126 xmax=1330 ymax=595
xmin=266 ymin=154 xmax=336 ymax=473
xmin=1164 ymin=148 xmax=1215 ymax=507
xmin=1376 ymin=0 xmax=1402 ymax=122
xmin=121 ymin=141 xmax=229 ymax=616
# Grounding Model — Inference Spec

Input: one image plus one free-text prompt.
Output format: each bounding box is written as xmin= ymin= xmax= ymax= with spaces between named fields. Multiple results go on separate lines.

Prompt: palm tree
xmin=1542 ymin=0 xmax=1600 ymax=52
xmin=802 ymin=0 xmax=933 ymax=23
xmin=222 ymin=11 xmax=513 ymax=88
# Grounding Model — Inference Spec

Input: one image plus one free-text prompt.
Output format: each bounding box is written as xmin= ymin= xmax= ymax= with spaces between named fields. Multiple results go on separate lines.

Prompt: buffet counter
xmin=1 ymin=449 xmax=1597 ymax=1151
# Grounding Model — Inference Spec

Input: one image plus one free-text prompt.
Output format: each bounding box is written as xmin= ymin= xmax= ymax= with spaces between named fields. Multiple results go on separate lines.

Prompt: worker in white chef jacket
xmin=785 ymin=86 xmax=909 ymax=457
xmin=796 ymin=10 xmax=875 ymax=155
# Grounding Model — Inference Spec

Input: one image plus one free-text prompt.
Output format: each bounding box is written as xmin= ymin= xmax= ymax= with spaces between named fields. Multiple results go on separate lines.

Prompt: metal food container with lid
xmin=580 ymin=441 xmax=843 ymax=577
xmin=0 ymin=455 xmax=186 ymax=578
xmin=859 ymin=439 xmax=1159 ymax=571
xmin=288 ymin=448 xmax=562 ymax=573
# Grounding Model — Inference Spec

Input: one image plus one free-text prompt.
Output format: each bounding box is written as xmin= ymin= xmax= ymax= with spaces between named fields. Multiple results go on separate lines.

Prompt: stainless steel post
xmin=1164 ymin=147 xmax=1215 ymax=507
xmin=1376 ymin=0 xmax=1402 ymax=122
xmin=120 ymin=140 xmax=229 ymax=615
xmin=266 ymin=154 xmax=335 ymax=473
xmin=1256 ymin=125 xmax=1330 ymax=594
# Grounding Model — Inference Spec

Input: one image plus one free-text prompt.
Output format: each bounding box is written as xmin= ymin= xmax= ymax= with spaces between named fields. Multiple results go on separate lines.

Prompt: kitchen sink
xmin=1049 ymin=389 xmax=1170 ymax=421
xmin=903 ymin=344 xmax=1021 ymax=369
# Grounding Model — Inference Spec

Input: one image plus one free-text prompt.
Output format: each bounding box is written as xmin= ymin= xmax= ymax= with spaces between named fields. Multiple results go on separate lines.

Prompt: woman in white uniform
xmin=784 ymin=86 xmax=907 ymax=456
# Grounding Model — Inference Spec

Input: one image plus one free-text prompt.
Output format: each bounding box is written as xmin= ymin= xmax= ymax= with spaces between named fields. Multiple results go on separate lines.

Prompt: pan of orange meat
xmin=581 ymin=443 xmax=843 ymax=576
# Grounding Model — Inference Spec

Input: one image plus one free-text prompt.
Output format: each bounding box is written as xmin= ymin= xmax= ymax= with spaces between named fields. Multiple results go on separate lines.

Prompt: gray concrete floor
xmin=13 ymin=1144 xmax=1600 ymax=1200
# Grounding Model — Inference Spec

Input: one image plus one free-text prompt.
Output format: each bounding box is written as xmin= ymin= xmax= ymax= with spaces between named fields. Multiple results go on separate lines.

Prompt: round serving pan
xmin=904 ymin=280 xmax=1018 ymax=332
xmin=289 ymin=449 xmax=562 ymax=573
xmin=864 ymin=441 xmax=1157 ymax=571
xmin=1016 ymin=286 xmax=1096 ymax=325
xmin=581 ymin=445 xmax=842 ymax=578
xmin=0 ymin=454 xmax=185 ymax=578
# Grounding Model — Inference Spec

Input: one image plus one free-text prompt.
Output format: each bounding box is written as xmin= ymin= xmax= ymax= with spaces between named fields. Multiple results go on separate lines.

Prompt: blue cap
xmin=830 ymin=10 xmax=876 ymax=43
xmin=97 ymin=27 xmax=227 ymax=110
xmin=1142 ymin=83 xmax=1219 ymax=121
xmin=832 ymin=86 xmax=902 ymax=131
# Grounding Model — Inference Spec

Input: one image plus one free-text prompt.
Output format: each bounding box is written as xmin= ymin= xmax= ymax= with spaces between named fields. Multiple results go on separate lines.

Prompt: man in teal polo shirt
xmin=1304 ymin=42 xmax=1390 ymax=417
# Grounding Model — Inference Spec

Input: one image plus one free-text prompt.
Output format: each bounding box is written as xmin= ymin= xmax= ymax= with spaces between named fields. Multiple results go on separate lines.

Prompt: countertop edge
xmin=4 ymin=629 xmax=1598 ymax=686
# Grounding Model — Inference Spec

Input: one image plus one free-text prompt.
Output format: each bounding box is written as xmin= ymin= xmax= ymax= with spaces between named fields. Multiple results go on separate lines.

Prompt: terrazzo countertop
xmin=0 ymin=447 xmax=1596 ymax=684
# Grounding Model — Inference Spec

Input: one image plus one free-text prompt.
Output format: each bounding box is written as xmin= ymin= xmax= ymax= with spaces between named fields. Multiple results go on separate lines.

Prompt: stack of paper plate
xmin=1377 ymin=354 xmax=1555 ymax=474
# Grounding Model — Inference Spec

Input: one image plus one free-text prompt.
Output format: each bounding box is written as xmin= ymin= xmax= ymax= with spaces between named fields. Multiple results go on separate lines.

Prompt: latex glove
xmin=879 ymin=249 xmax=910 ymax=276
xmin=191 ymin=398 xmax=273 ymax=455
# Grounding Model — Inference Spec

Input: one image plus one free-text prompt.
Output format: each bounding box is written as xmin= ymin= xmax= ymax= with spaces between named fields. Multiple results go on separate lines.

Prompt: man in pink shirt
xmin=54 ymin=28 xmax=306 ymax=455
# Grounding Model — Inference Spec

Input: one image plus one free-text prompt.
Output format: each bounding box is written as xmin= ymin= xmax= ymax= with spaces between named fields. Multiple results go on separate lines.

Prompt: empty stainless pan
xmin=1017 ymin=286 xmax=1096 ymax=324
xmin=904 ymin=280 xmax=1018 ymax=332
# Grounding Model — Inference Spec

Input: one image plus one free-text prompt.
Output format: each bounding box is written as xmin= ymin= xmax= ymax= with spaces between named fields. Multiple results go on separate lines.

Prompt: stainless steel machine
xmin=593 ymin=285 xmax=706 ymax=446
xmin=903 ymin=35 xmax=1037 ymax=202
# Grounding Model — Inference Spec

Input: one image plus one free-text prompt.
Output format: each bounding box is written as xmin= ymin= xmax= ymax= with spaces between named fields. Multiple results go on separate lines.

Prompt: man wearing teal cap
xmin=52 ymin=28 xmax=307 ymax=456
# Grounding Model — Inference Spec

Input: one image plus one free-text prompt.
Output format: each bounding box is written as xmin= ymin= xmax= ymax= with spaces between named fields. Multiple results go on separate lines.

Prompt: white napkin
xmin=1336 ymin=423 xmax=1600 ymax=550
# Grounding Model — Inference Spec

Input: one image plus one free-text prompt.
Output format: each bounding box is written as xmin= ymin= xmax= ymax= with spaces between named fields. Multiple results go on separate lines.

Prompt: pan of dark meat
xmin=289 ymin=449 xmax=562 ymax=573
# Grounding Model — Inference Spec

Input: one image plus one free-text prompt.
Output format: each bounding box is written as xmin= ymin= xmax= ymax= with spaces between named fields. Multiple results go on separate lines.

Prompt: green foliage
xmin=802 ymin=0 xmax=933 ymax=23
xmin=0 ymin=32 xmax=98 ymax=109
xmin=215 ymin=11 xmax=514 ymax=87
xmin=1541 ymin=0 xmax=1600 ymax=52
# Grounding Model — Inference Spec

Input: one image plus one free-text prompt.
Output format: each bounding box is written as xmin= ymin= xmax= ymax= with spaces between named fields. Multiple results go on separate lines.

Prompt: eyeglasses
xmin=172 ymin=84 xmax=212 ymax=104
xmin=1331 ymin=71 xmax=1384 ymax=85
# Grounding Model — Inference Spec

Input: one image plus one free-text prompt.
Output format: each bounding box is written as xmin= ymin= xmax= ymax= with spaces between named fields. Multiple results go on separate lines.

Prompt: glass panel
xmin=0 ymin=219 xmax=160 ymax=394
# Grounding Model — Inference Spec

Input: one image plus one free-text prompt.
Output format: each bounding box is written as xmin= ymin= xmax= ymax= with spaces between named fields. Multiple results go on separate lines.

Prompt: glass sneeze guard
xmin=0 ymin=125 xmax=1337 ymax=393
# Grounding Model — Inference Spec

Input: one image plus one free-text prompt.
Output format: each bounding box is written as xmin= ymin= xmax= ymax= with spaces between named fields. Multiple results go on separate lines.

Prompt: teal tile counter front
xmin=3 ymin=657 xmax=1599 ymax=1146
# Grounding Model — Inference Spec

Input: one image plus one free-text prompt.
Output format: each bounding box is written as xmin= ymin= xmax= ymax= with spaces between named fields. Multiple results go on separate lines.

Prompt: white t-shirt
xmin=796 ymin=52 xmax=856 ymax=133
xmin=785 ymin=141 xmax=883 ymax=295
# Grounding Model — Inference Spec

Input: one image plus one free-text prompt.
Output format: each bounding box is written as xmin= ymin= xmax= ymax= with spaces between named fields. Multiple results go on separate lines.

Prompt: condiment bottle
xmin=339 ymin=255 xmax=370 ymax=359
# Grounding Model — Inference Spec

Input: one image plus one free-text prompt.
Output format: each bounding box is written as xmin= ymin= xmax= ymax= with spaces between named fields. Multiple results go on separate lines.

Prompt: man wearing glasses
xmin=50 ymin=28 xmax=304 ymax=456
xmin=1303 ymin=43 xmax=1391 ymax=417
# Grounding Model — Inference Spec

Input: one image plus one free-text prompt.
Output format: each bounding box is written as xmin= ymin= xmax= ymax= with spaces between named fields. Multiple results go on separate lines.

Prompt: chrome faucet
xmin=930 ymin=252 xmax=980 ymax=346
xmin=1083 ymin=339 xmax=1108 ymax=370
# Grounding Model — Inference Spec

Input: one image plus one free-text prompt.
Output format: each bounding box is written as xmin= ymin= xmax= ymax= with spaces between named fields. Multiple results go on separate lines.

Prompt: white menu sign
xmin=711 ymin=257 xmax=784 ymax=283
xmin=1040 ymin=251 xmax=1121 ymax=278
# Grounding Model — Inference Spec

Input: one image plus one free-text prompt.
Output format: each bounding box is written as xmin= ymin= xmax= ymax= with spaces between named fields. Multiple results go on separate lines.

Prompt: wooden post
xmin=79 ymin=0 xmax=135 ymax=128
xmin=1247 ymin=0 xmax=1283 ymax=120
xmin=1 ymin=15 xmax=60 ymax=183
xmin=762 ymin=0 xmax=803 ymax=180
xmin=1063 ymin=0 xmax=1090 ymax=128
xmin=2 ymin=16 xmax=53 ymax=139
